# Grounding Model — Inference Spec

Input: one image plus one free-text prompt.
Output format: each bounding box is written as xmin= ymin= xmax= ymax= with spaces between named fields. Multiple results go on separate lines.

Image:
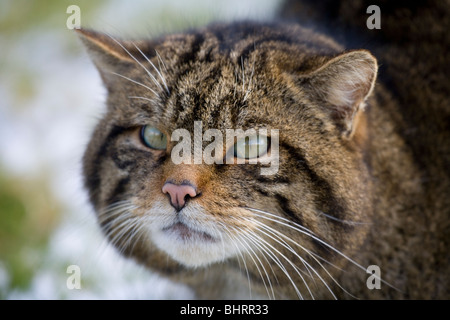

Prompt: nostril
xmin=162 ymin=182 xmax=197 ymax=210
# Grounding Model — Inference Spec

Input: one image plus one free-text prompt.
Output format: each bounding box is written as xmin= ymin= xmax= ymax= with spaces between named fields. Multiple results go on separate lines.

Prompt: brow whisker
xmin=132 ymin=43 xmax=170 ymax=95
xmin=104 ymin=34 xmax=161 ymax=99
xmin=111 ymin=72 xmax=159 ymax=97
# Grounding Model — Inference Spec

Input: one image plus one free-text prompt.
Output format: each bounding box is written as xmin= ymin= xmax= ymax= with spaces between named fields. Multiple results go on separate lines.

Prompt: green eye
xmin=141 ymin=126 xmax=167 ymax=150
xmin=234 ymin=134 xmax=269 ymax=159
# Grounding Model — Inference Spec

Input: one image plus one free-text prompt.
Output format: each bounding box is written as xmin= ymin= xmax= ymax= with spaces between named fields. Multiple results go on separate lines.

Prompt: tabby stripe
xmin=274 ymin=194 xmax=304 ymax=228
xmin=111 ymin=151 xmax=135 ymax=170
xmin=236 ymin=35 xmax=295 ymax=64
xmin=253 ymin=185 xmax=270 ymax=197
xmin=106 ymin=176 xmax=130 ymax=206
xmin=111 ymin=147 xmax=156 ymax=170
xmin=85 ymin=125 xmax=126 ymax=206
xmin=280 ymin=141 xmax=349 ymax=226
xmin=180 ymin=33 xmax=205 ymax=65
xmin=191 ymin=66 xmax=222 ymax=121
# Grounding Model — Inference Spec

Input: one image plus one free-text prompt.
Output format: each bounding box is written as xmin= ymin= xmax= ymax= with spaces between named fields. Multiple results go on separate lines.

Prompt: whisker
xmin=105 ymin=33 xmax=162 ymax=98
xmin=241 ymin=56 xmax=245 ymax=98
xmin=245 ymin=211 xmax=341 ymax=270
xmin=127 ymin=95 xmax=158 ymax=105
xmin=245 ymin=228 xmax=313 ymax=299
xmin=315 ymin=209 xmax=371 ymax=226
xmin=244 ymin=216 xmax=338 ymax=299
xmin=243 ymin=56 xmax=255 ymax=102
xmin=107 ymin=217 xmax=139 ymax=249
xmin=245 ymin=206 xmax=402 ymax=294
xmin=218 ymin=222 xmax=253 ymax=299
xmin=238 ymin=227 xmax=304 ymax=299
xmin=132 ymin=43 xmax=170 ymax=95
xmin=246 ymin=207 xmax=361 ymax=266
xmin=244 ymin=207 xmax=316 ymax=235
xmin=232 ymin=226 xmax=276 ymax=300
xmin=221 ymin=223 xmax=273 ymax=299
xmin=111 ymin=72 xmax=159 ymax=97
xmin=123 ymin=213 xmax=150 ymax=254
xmin=155 ymin=50 xmax=169 ymax=74
xmin=96 ymin=200 xmax=146 ymax=256
xmin=98 ymin=202 xmax=137 ymax=225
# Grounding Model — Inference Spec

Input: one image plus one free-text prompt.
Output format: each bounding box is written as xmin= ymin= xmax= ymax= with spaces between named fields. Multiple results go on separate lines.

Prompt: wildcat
xmin=78 ymin=2 xmax=449 ymax=299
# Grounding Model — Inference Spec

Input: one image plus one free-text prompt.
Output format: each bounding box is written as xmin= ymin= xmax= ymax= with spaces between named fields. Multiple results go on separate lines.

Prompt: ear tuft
xmin=76 ymin=28 xmax=156 ymax=87
xmin=305 ymin=50 xmax=378 ymax=137
xmin=76 ymin=28 xmax=136 ymax=69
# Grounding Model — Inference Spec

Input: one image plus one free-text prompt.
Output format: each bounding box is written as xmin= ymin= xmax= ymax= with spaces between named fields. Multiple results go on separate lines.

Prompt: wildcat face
xmin=79 ymin=22 xmax=377 ymax=298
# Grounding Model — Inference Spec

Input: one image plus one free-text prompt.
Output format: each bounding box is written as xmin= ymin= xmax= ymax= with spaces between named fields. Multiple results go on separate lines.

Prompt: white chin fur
xmin=150 ymin=229 xmax=233 ymax=267
xmin=146 ymin=203 xmax=240 ymax=268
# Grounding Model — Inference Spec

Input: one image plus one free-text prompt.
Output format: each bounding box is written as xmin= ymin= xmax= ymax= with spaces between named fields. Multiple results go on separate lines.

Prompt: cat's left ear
xmin=303 ymin=50 xmax=378 ymax=138
xmin=76 ymin=28 xmax=153 ymax=87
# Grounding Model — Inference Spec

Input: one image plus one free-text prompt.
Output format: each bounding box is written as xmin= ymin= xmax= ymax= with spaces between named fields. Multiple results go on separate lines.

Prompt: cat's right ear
xmin=300 ymin=50 xmax=378 ymax=138
xmin=76 ymin=29 xmax=150 ymax=86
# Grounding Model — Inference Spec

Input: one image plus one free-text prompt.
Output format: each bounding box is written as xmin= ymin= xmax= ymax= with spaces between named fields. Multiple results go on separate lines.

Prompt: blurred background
xmin=0 ymin=0 xmax=281 ymax=299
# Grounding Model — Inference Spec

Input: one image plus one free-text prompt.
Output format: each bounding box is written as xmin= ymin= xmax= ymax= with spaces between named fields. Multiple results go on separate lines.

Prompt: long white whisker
xmin=245 ymin=211 xmax=339 ymax=269
xmin=126 ymin=215 xmax=149 ymax=254
xmin=132 ymin=43 xmax=170 ymax=95
xmin=127 ymin=95 xmax=158 ymax=105
xmin=232 ymin=225 xmax=277 ymax=300
xmin=249 ymin=211 xmax=348 ymax=273
xmin=315 ymin=209 xmax=371 ymax=226
xmin=99 ymin=203 xmax=136 ymax=221
xmin=116 ymin=219 xmax=141 ymax=251
xmin=245 ymin=216 xmax=337 ymax=299
xmin=246 ymin=207 xmax=401 ymax=293
xmin=111 ymin=72 xmax=159 ymax=97
xmin=97 ymin=200 xmax=144 ymax=255
xmin=246 ymin=207 xmax=363 ymax=268
xmin=155 ymin=50 xmax=169 ymax=74
xmin=107 ymin=217 xmax=140 ymax=252
xmin=218 ymin=222 xmax=253 ymax=299
xmin=245 ymin=207 xmax=316 ymax=235
xmin=225 ymin=225 xmax=274 ymax=299
xmin=238 ymin=227 xmax=304 ymax=299
xmin=105 ymin=33 xmax=162 ymax=98
xmin=99 ymin=200 xmax=134 ymax=214
xmin=243 ymin=57 xmax=255 ymax=102
xmin=245 ymin=228 xmax=313 ymax=299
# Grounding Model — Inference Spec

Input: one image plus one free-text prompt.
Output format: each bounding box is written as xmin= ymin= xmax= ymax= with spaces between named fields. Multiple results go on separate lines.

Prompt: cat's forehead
xmin=142 ymin=23 xmax=340 ymax=129
xmin=154 ymin=22 xmax=342 ymax=67
xmin=107 ymin=22 xmax=343 ymax=131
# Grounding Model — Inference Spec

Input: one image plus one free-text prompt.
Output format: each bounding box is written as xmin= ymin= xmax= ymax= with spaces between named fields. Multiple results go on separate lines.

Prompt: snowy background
xmin=0 ymin=0 xmax=281 ymax=299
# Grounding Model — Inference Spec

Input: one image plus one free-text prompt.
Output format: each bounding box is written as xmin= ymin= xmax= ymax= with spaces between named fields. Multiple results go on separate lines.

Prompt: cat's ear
xmin=303 ymin=50 xmax=378 ymax=138
xmin=76 ymin=28 xmax=152 ymax=86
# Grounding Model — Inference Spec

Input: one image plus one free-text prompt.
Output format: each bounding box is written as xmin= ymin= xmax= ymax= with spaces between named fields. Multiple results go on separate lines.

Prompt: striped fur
xmin=79 ymin=21 xmax=389 ymax=299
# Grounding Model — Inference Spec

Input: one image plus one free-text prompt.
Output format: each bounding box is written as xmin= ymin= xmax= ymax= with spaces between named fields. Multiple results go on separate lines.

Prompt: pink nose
xmin=162 ymin=182 xmax=197 ymax=210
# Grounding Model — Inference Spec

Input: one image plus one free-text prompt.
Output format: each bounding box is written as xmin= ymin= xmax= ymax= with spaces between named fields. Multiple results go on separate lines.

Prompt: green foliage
xmin=0 ymin=173 xmax=60 ymax=298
